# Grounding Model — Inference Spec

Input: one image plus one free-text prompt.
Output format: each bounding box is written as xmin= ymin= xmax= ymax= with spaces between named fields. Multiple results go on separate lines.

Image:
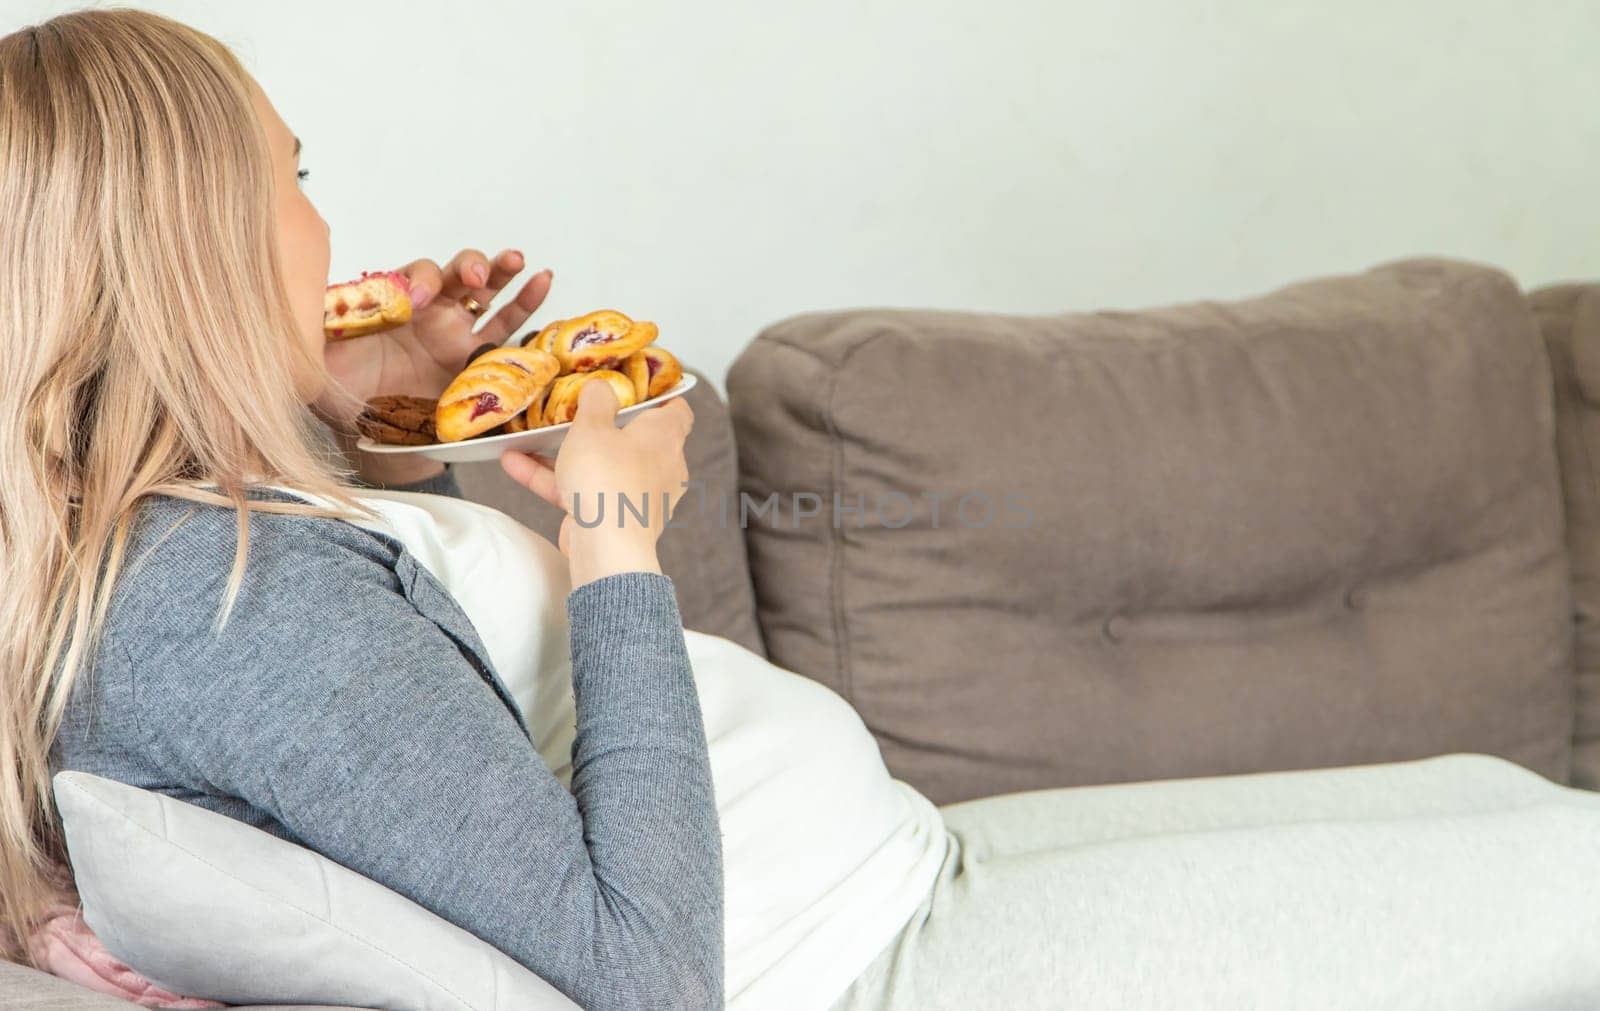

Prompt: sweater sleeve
xmin=120 ymin=515 xmax=722 ymax=1010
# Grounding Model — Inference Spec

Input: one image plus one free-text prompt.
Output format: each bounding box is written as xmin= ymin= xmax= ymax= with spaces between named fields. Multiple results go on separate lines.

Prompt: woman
xmin=7 ymin=9 xmax=1600 ymax=1011
xmin=1 ymin=8 xmax=714 ymax=1009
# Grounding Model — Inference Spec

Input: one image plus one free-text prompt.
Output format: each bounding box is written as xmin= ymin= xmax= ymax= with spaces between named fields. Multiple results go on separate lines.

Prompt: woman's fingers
xmin=507 ymin=387 xmax=692 ymax=521
xmin=664 ymin=397 xmax=694 ymax=437
xmin=572 ymin=379 xmax=621 ymax=429
xmin=483 ymin=249 xmax=524 ymax=292
xmin=398 ymin=258 xmax=443 ymax=310
xmin=500 ymin=450 xmax=562 ymax=508
xmin=436 ymin=248 xmax=493 ymax=302
xmin=476 ymin=267 xmax=554 ymax=345
xmin=403 ymin=250 xmax=550 ymax=342
xmin=629 ymin=397 xmax=694 ymax=443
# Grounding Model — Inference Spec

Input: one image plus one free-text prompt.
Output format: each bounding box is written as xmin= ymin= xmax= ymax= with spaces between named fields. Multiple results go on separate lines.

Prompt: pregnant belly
xmin=517 ymin=630 xmax=945 ymax=1006
xmin=681 ymin=633 xmax=948 ymax=1007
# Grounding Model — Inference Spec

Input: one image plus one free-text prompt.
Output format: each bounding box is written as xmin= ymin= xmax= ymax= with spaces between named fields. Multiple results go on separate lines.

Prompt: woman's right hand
xmin=500 ymin=380 xmax=694 ymax=587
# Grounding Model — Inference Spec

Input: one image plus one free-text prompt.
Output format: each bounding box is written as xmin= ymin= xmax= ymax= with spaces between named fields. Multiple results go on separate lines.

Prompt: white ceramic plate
xmin=357 ymin=374 xmax=698 ymax=464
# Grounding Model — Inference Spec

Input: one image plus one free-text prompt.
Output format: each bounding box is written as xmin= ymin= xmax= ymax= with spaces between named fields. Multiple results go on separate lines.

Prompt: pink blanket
xmin=26 ymin=899 xmax=225 ymax=1009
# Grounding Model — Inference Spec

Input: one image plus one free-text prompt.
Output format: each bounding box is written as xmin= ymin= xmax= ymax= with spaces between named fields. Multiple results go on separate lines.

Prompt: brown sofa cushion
xmin=728 ymin=259 xmax=1574 ymax=805
xmin=1532 ymin=283 xmax=1600 ymax=789
xmin=454 ymin=369 xmax=765 ymax=656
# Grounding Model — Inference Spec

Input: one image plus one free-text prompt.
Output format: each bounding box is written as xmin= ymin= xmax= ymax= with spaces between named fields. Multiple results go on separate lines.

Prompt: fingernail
xmin=473 ymin=264 xmax=489 ymax=285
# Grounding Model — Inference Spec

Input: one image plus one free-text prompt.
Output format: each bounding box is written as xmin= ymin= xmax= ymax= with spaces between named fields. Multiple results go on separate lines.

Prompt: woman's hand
xmin=317 ymin=249 xmax=553 ymax=431
xmin=501 ymin=381 xmax=694 ymax=588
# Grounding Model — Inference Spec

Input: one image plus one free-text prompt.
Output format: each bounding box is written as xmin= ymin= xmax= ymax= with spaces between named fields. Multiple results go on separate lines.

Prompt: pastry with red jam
xmin=544 ymin=310 xmax=659 ymax=373
xmin=504 ymin=394 xmax=549 ymax=433
xmin=624 ymin=346 xmax=683 ymax=402
xmin=522 ymin=320 xmax=560 ymax=353
xmin=434 ymin=346 xmax=559 ymax=442
xmin=541 ymin=370 xmax=637 ymax=426
xmin=323 ymin=271 xmax=413 ymax=340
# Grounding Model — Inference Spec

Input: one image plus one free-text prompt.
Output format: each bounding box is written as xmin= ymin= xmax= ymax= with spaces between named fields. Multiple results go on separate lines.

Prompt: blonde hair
xmin=0 ymin=8 xmax=359 ymax=959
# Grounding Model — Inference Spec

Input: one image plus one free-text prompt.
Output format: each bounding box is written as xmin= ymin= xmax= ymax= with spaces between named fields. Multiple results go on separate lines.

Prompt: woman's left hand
xmin=316 ymin=248 xmax=553 ymax=432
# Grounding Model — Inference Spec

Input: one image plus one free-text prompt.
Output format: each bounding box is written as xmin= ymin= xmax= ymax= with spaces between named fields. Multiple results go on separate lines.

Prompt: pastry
xmin=624 ymin=346 xmax=684 ymax=402
xmin=448 ymin=343 xmax=540 ymax=437
xmin=541 ymin=370 xmax=637 ymax=426
xmin=544 ymin=310 xmax=659 ymax=373
xmin=504 ymin=397 xmax=547 ymax=433
xmin=355 ymin=311 xmax=678 ymax=447
xmin=356 ymin=395 xmax=438 ymax=446
xmin=324 ymin=271 xmax=412 ymax=340
xmin=434 ymin=346 xmax=560 ymax=442
xmin=521 ymin=320 xmax=561 ymax=353
xmin=502 ymin=366 xmax=556 ymax=432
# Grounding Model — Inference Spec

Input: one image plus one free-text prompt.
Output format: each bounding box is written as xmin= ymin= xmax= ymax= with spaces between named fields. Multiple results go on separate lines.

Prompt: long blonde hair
xmin=0 ymin=9 xmax=359 ymax=959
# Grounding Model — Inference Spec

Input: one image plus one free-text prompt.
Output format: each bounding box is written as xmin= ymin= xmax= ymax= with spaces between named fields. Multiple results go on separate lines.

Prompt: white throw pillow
xmin=54 ymin=771 xmax=579 ymax=1011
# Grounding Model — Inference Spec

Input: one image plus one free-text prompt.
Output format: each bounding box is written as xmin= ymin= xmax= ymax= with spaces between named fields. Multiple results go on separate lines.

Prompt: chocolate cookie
xmin=356 ymin=395 xmax=438 ymax=446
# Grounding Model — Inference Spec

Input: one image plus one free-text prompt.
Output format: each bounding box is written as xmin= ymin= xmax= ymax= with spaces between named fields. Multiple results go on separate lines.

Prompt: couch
xmin=6 ymin=257 xmax=1597 ymax=1008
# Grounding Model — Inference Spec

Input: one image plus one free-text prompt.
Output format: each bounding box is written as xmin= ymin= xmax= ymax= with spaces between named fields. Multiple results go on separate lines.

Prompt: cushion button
xmin=1102 ymin=615 xmax=1128 ymax=643
xmin=1345 ymin=587 xmax=1365 ymax=610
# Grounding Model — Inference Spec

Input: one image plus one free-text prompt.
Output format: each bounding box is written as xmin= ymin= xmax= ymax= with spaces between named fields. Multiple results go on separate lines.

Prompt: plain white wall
xmin=10 ymin=0 xmax=1598 ymax=386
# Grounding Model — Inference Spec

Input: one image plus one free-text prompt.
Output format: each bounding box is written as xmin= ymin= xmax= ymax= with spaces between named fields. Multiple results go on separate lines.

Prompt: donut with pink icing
xmin=323 ymin=270 xmax=412 ymax=340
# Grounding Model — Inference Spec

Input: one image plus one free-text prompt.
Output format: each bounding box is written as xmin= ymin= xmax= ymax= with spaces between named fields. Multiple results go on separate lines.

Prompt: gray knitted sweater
xmin=50 ymin=471 xmax=723 ymax=1011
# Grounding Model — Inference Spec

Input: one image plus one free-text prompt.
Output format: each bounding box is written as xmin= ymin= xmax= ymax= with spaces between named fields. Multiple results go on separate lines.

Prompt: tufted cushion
xmin=454 ymin=368 xmax=765 ymax=655
xmin=1532 ymin=282 xmax=1600 ymax=789
xmin=728 ymin=259 xmax=1575 ymax=805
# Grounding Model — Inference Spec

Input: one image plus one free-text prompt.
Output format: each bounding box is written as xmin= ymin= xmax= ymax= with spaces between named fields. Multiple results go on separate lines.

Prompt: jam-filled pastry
xmin=545 ymin=310 xmax=659 ymax=373
xmin=501 ymin=334 xmax=562 ymax=432
xmin=521 ymin=320 xmax=561 ymax=353
xmin=541 ymin=369 xmax=637 ymax=426
xmin=324 ymin=271 xmax=412 ymax=340
xmin=356 ymin=395 xmax=438 ymax=446
xmin=624 ymin=346 xmax=684 ymax=402
xmin=435 ymin=346 xmax=560 ymax=442
xmin=504 ymin=401 xmax=547 ymax=433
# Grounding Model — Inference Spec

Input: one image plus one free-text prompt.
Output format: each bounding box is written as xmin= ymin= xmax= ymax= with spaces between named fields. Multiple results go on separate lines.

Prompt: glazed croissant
xmin=541 ymin=370 xmax=638 ymax=426
xmin=434 ymin=346 xmax=560 ymax=442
